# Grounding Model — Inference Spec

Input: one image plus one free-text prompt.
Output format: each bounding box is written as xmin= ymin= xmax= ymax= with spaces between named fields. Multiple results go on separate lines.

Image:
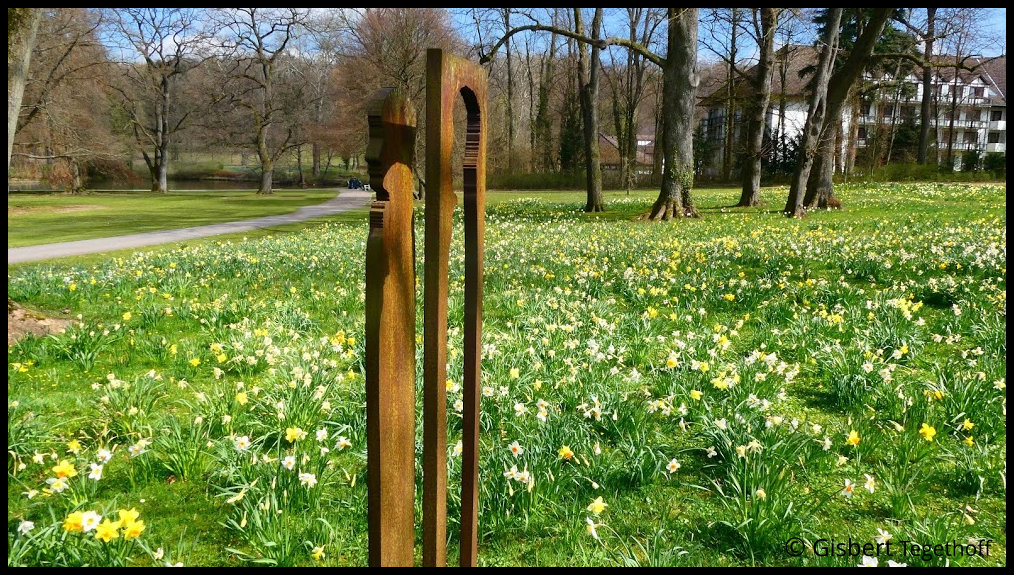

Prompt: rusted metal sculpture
xmin=363 ymin=50 xmax=486 ymax=568
xmin=364 ymin=88 xmax=417 ymax=568
xmin=423 ymin=48 xmax=487 ymax=568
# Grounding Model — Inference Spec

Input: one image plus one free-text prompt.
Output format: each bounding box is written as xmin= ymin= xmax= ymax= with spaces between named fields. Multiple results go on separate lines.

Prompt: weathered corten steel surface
xmin=364 ymin=88 xmax=417 ymax=568
xmin=423 ymin=48 xmax=487 ymax=568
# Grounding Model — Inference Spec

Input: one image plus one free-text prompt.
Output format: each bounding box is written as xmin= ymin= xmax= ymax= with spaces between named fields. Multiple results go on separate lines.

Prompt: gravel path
xmin=8 ymin=190 xmax=371 ymax=264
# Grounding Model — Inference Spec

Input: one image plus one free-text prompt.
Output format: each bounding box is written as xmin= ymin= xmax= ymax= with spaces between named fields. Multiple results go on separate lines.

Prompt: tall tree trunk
xmin=535 ymin=28 xmax=557 ymax=172
xmin=297 ymin=145 xmax=307 ymax=188
xmin=7 ymin=8 xmax=42 ymax=176
xmin=503 ymin=8 xmax=516 ymax=172
xmin=525 ymin=38 xmax=537 ymax=173
xmin=259 ymin=160 xmax=274 ymax=195
xmin=737 ymin=8 xmax=776 ymax=207
xmin=845 ymin=87 xmax=860 ymax=176
xmin=801 ymin=8 xmax=892 ymax=212
xmin=777 ymin=46 xmax=789 ymax=170
xmin=805 ymin=122 xmax=839 ymax=208
xmin=884 ymin=59 xmax=905 ymax=165
xmin=257 ymin=123 xmax=274 ymax=194
xmin=576 ymin=8 xmax=604 ymax=212
xmin=722 ymin=8 xmax=739 ymax=182
xmin=151 ymin=76 xmax=172 ymax=193
xmin=647 ymin=8 xmax=699 ymax=220
xmin=945 ymin=65 xmax=959 ymax=168
xmin=156 ymin=138 xmax=169 ymax=193
xmin=69 ymin=158 xmax=84 ymax=194
xmin=312 ymin=92 xmax=323 ymax=178
xmin=652 ymin=85 xmax=664 ymax=177
xmin=785 ymin=9 xmax=841 ymax=217
xmin=917 ymin=8 xmax=935 ymax=165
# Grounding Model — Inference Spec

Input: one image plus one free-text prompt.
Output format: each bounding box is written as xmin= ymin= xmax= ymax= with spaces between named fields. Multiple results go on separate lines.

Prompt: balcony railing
xmin=985 ymin=143 xmax=1006 ymax=153
xmin=989 ymin=120 xmax=1006 ymax=131
xmin=942 ymin=142 xmax=981 ymax=151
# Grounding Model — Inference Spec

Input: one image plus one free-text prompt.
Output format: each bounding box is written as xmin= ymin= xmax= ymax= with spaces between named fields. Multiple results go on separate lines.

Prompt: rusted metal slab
xmin=423 ymin=48 xmax=487 ymax=568
xmin=364 ymin=88 xmax=417 ymax=568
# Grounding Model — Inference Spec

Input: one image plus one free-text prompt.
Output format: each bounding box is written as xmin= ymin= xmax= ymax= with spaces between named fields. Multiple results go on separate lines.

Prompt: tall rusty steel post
xmin=423 ymin=48 xmax=487 ymax=568
xmin=364 ymin=88 xmax=417 ymax=568
xmin=363 ymin=51 xmax=486 ymax=568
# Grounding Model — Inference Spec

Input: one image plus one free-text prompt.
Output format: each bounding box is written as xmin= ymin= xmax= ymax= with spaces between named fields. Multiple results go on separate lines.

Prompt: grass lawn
xmin=7 ymin=182 xmax=1006 ymax=567
xmin=7 ymin=190 xmax=340 ymax=248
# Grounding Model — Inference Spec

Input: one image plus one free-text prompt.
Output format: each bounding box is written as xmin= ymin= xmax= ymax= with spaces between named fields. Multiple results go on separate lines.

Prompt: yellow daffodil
xmin=95 ymin=519 xmax=120 ymax=542
xmin=63 ymin=511 xmax=85 ymax=532
xmin=587 ymin=496 xmax=607 ymax=515
xmin=52 ymin=460 xmax=78 ymax=479
xmin=285 ymin=427 xmax=307 ymax=443
xmin=122 ymin=519 xmax=146 ymax=540
xmin=558 ymin=445 xmax=574 ymax=460
xmin=918 ymin=423 xmax=936 ymax=442
xmin=845 ymin=430 xmax=861 ymax=447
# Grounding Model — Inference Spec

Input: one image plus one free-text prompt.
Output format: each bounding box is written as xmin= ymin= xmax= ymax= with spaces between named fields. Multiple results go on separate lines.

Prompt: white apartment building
xmin=699 ymin=46 xmax=1006 ymax=175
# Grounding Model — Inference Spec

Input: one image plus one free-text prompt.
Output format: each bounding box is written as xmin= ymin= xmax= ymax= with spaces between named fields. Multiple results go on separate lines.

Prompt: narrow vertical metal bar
xmin=459 ymin=81 xmax=486 ymax=569
xmin=423 ymin=48 xmax=452 ymax=568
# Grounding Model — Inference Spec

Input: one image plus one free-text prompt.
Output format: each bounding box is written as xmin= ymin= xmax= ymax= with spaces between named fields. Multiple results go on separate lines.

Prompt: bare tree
xmin=914 ymin=8 xmax=937 ymax=165
xmin=336 ymin=8 xmax=461 ymax=197
xmin=575 ymin=8 xmax=604 ymax=212
xmin=214 ymin=8 xmax=307 ymax=194
xmin=482 ymin=8 xmax=701 ymax=220
xmin=107 ymin=8 xmax=205 ymax=193
xmin=804 ymin=8 xmax=894 ymax=209
xmin=604 ymin=9 xmax=663 ymax=195
xmin=12 ymin=9 xmax=123 ymax=192
xmin=784 ymin=9 xmax=841 ymax=218
xmin=8 ymin=8 xmax=42 ymax=175
xmin=737 ymin=9 xmax=778 ymax=207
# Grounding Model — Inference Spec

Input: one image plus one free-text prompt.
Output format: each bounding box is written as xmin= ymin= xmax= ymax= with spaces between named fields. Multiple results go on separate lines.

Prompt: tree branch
xmin=479 ymin=23 xmax=663 ymax=68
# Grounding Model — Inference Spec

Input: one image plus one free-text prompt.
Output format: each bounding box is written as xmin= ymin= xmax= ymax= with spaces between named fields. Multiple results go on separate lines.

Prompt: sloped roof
xmin=979 ymin=55 xmax=1006 ymax=104
xmin=699 ymin=44 xmax=821 ymax=102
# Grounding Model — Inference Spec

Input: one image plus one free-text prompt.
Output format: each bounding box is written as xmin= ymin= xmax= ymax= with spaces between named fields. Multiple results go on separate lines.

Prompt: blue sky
xmin=984 ymin=8 xmax=1006 ymax=55
xmin=453 ymin=8 xmax=1007 ymax=58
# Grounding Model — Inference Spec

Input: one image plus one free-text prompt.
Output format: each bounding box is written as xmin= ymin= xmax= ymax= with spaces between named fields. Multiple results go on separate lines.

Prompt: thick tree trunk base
xmin=735 ymin=197 xmax=763 ymax=208
xmin=584 ymin=203 xmax=604 ymax=213
xmin=644 ymin=197 xmax=680 ymax=220
xmin=809 ymin=195 xmax=841 ymax=210
xmin=641 ymin=198 xmax=700 ymax=221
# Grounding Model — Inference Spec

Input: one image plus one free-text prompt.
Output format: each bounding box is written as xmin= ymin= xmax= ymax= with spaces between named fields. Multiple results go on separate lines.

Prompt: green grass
xmin=7 ymin=182 xmax=1006 ymax=567
xmin=7 ymin=190 xmax=340 ymax=248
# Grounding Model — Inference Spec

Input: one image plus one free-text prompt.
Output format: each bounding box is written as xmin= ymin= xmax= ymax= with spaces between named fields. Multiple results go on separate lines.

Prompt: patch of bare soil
xmin=8 ymin=299 xmax=72 ymax=345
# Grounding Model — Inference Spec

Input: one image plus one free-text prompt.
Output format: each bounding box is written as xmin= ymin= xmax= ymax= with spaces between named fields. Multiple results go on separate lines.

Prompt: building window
xmin=988 ymin=132 xmax=1001 ymax=144
xmin=981 ymin=109 xmax=989 ymax=121
xmin=971 ymin=86 xmax=984 ymax=98
xmin=857 ymin=127 xmax=867 ymax=140
xmin=860 ymin=102 xmax=871 ymax=116
xmin=963 ymin=131 xmax=977 ymax=144
xmin=883 ymin=104 xmax=895 ymax=117
xmin=992 ymin=110 xmax=1003 ymax=121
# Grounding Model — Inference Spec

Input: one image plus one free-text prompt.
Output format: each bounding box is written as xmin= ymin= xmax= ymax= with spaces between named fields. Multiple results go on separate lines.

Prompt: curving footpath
xmin=8 ymin=190 xmax=372 ymax=265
